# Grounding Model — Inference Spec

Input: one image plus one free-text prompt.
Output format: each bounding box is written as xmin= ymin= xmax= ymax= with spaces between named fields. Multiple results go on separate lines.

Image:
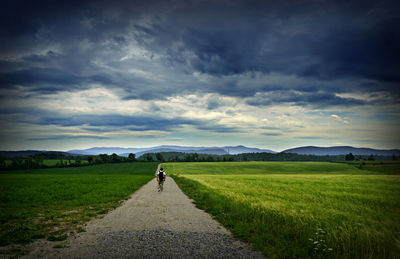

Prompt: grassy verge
xmin=0 ymin=162 xmax=158 ymax=246
xmin=165 ymin=162 xmax=400 ymax=258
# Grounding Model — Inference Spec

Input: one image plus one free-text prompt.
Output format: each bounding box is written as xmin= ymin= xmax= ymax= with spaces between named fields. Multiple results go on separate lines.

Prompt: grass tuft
xmin=53 ymin=243 xmax=67 ymax=248
xmin=47 ymin=234 xmax=67 ymax=241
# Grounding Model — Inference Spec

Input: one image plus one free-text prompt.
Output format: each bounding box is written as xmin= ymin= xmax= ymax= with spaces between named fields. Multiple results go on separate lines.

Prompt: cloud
xmin=28 ymin=135 xmax=110 ymax=141
xmin=330 ymin=114 xmax=349 ymax=124
xmin=19 ymin=112 xmax=239 ymax=134
xmin=246 ymin=90 xmax=366 ymax=108
xmin=0 ymin=0 xmax=399 ymax=150
xmin=262 ymin=132 xmax=283 ymax=136
xmin=297 ymin=136 xmax=336 ymax=140
xmin=143 ymin=0 xmax=400 ymax=83
xmin=196 ymin=124 xmax=240 ymax=133
xmin=36 ymin=114 xmax=194 ymax=128
xmin=0 ymin=0 xmax=398 ymax=107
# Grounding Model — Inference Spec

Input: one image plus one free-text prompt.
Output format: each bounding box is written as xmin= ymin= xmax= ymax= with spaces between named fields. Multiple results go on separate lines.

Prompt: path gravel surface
xmin=23 ymin=166 xmax=264 ymax=258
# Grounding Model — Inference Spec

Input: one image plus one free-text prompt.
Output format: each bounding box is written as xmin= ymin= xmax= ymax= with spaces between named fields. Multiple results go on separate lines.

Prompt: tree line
xmin=0 ymin=152 xmax=138 ymax=171
xmin=345 ymin=152 xmax=399 ymax=161
xmin=1 ymin=151 xmax=397 ymax=171
xmin=138 ymin=152 xmax=398 ymax=162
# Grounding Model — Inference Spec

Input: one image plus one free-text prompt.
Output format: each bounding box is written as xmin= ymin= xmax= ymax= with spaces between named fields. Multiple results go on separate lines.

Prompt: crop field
xmin=164 ymin=161 xmax=400 ymax=258
xmin=0 ymin=162 xmax=158 ymax=247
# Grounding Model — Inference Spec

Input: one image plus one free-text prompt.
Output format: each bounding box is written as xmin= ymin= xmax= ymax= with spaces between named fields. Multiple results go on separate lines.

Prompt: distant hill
xmin=131 ymin=148 xmax=227 ymax=157
xmin=0 ymin=150 xmax=76 ymax=158
xmin=69 ymin=145 xmax=276 ymax=156
xmin=67 ymin=147 xmax=147 ymax=155
xmin=222 ymin=145 xmax=276 ymax=154
xmin=0 ymin=145 xmax=275 ymax=159
xmin=4 ymin=145 xmax=396 ymax=159
xmin=282 ymin=146 xmax=400 ymax=156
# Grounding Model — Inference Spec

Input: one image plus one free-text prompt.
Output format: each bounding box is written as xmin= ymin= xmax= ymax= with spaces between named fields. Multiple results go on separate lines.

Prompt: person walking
xmin=156 ymin=167 xmax=166 ymax=192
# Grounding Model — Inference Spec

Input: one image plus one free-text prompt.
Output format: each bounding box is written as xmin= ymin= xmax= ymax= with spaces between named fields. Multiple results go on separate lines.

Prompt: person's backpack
xmin=158 ymin=171 xmax=164 ymax=181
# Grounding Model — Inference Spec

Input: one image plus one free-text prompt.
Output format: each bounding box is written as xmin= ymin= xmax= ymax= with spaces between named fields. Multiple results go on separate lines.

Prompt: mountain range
xmin=68 ymin=145 xmax=276 ymax=157
xmin=1 ymin=145 xmax=399 ymax=158
xmin=68 ymin=145 xmax=400 ymax=157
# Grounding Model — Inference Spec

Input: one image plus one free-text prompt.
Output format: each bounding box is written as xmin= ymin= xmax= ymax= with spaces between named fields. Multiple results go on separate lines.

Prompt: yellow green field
xmin=164 ymin=162 xmax=400 ymax=258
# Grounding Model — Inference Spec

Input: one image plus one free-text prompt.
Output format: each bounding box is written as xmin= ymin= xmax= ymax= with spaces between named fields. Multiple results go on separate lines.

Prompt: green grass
xmin=343 ymin=161 xmax=400 ymax=174
xmin=0 ymin=162 xmax=158 ymax=246
xmin=164 ymin=161 xmax=400 ymax=259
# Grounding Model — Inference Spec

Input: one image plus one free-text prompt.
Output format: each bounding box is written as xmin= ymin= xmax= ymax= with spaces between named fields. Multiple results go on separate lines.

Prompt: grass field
xmin=164 ymin=161 xmax=400 ymax=259
xmin=0 ymin=162 xmax=158 ymax=247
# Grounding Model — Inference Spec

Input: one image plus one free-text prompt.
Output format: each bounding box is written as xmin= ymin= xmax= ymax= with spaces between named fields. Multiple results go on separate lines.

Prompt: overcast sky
xmin=0 ymin=0 xmax=399 ymax=151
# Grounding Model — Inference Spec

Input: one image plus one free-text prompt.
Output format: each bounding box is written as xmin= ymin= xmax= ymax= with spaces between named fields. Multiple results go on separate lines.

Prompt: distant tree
xmin=345 ymin=153 xmax=355 ymax=161
xmin=99 ymin=154 xmax=109 ymax=163
xmin=87 ymin=156 xmax=94 ymax=163
xmin=0 ymin=159 xmax=6 ymax=170
xmin=75 ymin=156 xmax=82 ymax=166
xmin=368 ymin=155 xmax=375 ymax=161
xmin=206 ymin=155 xmax=214 ymax=162
xmin=36 ymin=158 xmax=44 ymax=168
xmin=144 ymin=153 xmax=153 ymax=161
xmin=392 ymin=154 xmax=397 ymax=161
xmin=183 ymin=154 xmax=190 ymax=162
xmin=128 ymin=153 xmax=136 ymax=161
xmin=93 ymin=156 xmax=101 ymax=163
xmin=23 ymin=158 xmax=33 ymax=170
xmin=57 ymin=158 xmax=66 ymax=167
xmin=111 ymin=153 xmax=120 ymax=162
xmin=11 ymin=158 xmax=23 ymax=169
xmin=156 ymin=153 xmax=164 ymax=162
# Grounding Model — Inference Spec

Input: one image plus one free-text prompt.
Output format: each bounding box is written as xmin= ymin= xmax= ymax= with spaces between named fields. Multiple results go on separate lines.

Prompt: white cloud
xmin=330 ymin=114 xmax=349 ymax=124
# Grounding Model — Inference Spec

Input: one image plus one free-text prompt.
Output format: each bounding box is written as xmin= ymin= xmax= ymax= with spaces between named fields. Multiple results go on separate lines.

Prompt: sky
xmin=0 ymin=0 xmax=399 ymax=152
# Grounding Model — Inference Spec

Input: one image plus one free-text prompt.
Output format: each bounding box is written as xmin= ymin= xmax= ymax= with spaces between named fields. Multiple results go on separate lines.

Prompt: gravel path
xmin=24 ymin=165 xmax=264 ymax=258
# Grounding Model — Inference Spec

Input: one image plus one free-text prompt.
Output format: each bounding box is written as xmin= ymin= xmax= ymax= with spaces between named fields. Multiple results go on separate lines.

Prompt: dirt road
xmin=24 ymin=166 xmax=263 ymax=258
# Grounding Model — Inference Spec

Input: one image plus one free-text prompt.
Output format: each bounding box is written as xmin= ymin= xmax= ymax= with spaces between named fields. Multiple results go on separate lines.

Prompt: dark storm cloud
xmin=0 ymin=66 xmax=124 ymax=95
xmin=33 ymin=113 xmax=238 ymax=133
xmin=37 ymin=114 xmax=195 ymax=128
xmin=149 ymin=0 xmax=400 ymax=81
xmin=28 ymin=135 xmax=110 ymax=141
xmin=303 ymin=19 xmax=400 ymax=83
xmin=0 ymin=68 xmax=81 ymax=88
xmin=1 ymin=0 xmax=399 ymax=107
